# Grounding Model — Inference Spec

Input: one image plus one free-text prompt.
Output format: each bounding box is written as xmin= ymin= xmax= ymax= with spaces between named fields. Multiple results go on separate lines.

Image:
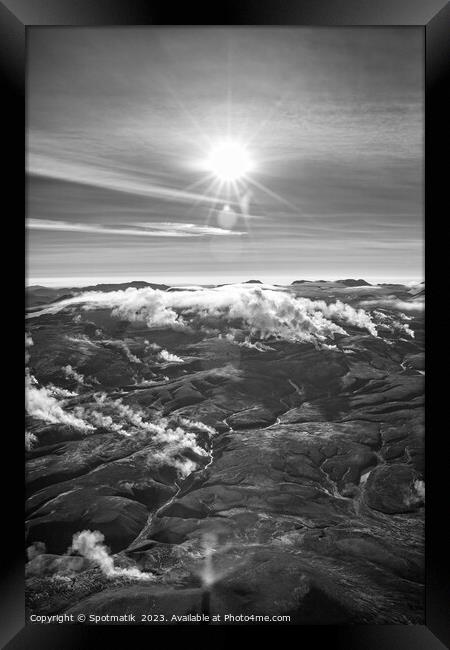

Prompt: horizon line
xmin=25 ymin=274 xmax=424 ymax=289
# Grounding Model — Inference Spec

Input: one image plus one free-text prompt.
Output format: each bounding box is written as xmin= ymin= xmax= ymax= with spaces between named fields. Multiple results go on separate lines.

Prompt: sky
xmin=27 ymin=27 xmax=424 ymax=287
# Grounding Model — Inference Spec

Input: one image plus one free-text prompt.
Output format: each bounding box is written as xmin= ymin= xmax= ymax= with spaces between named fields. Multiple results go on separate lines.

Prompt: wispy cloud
xmin=28 ymin=153 xmax=237 ymax=208
xmin=360 ymin=297 xmax=424 ymax=311
xmin=27 ymin=218 xmax=244 ymax=238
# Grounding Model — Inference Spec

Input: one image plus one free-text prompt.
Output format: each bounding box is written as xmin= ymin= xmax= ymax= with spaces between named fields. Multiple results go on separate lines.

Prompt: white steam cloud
xmin=63 ymin=364 xmax=86 ymax=385
xmin=25 ymin=431 xmax=38 ymax=451
xmin=48 ymin=385 xmax=78 ymax=398
xmin=414 ymin=479 xmax=425 ymax=501
xmin=69 ymin=530 xmax=155 ymax=581
xmin=221 ymin=332 xmax=275 ymax=352
xmin=158 ymin=349 xmax=184 ymax=363
xmin=25 ymin=373 xmax=94 ymax=432
xmin=27 ymin=541 xmax=47 ymax=561
xmin=101 ymin=339 xmax=141 ymax=364
xmin=74 ymin=395 xmax=213 ymax=477
xmin=25 ymin=373 xmax=214 ymax=476
xmin=372 ymin=310 xmax=415 ymax=338
xmin=25 ymin=332 xmax=33 ymax=363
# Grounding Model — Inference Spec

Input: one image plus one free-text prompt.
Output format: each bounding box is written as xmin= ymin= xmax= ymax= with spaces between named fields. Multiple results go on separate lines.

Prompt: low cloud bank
xmin=360 ymin=297 xmax=424 ymax=312
xmin=31 ymin=285 xmax=378 ymax=344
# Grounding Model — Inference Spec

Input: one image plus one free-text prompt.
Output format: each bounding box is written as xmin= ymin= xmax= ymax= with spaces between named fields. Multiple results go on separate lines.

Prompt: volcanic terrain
xmin=25 ymin=279 xmax=425 ymax=623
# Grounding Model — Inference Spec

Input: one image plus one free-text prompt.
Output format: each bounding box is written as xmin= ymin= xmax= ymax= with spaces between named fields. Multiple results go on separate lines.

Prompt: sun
xmin=206 ymin=141 xmax=253 ymax=182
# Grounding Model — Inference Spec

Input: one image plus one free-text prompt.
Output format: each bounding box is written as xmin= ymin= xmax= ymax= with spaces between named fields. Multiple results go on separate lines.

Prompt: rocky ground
xmin=25 ymin=279 xmax=425 ymax=624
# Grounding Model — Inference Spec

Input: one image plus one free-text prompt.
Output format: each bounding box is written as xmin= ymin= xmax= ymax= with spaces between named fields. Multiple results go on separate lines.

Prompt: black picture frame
xmin=3 ymin=0 xmax=448 ymax=647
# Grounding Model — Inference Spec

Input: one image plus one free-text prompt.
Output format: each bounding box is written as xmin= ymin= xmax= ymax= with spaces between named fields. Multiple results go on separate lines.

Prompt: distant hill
xmin=378 ymin=283 xmax=408 ymax=289
xmin=291 ymin=280 xmax=325 ymax=284
xmin=336 ymin=279 xmax=371 ymax=287
xmin=25 ymin=286 xmax=75 ymax=308
xmin=70 ymin=280 xmax=168 ymax=293
xmin=26 ymin=280 xmax=168 ymax=308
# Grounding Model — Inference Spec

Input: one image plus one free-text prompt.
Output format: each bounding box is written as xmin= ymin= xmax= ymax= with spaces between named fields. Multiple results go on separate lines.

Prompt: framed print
xmin=1 ymin=0 xmax=448 ymax=647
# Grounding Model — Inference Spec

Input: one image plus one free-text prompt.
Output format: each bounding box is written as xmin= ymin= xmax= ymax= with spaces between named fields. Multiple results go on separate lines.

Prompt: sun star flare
xmin=206 ymin=141 xmax=253 ymax=182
